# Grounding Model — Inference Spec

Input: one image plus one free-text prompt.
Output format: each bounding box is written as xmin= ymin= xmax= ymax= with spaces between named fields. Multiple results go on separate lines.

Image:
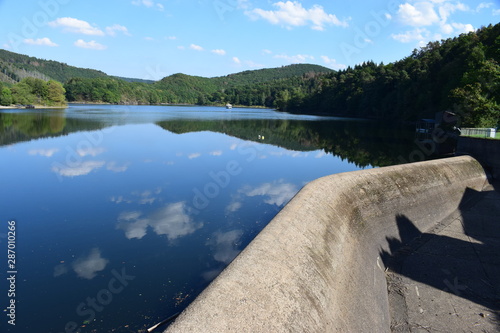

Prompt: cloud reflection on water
xmin=53 ymin=247 xmax=109 ymax=280
xmin=52 ymin=160 xmax=106 ymax=177
xmin=117 ymin=202 xmax=203 ymax=241
xmin=225 ymin=180 xmax=299 ymax=214
xmin=28 ymin=148 xmax=60 ymax=157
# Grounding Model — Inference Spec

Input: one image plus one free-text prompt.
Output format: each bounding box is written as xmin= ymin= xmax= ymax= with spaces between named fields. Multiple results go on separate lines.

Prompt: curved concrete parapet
xmin=165 ymin=156 xmax=487 ymax=333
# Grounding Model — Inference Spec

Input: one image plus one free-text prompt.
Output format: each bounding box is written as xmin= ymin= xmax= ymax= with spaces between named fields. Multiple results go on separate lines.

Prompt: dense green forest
xmin=0 ymin=49 xmax=108 ymax=84
xmin=282 ymin=24 xmax=500 ymax=127
xmin=0 ymin=78 xmax=66 ymax=106
xmin=1 ymin=23 xmax=499 ymax=127
xmin=63 ymin=64 xmax=332 ymax=106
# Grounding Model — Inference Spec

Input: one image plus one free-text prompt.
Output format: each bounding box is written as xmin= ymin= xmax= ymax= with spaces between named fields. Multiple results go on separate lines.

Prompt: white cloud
xmin=320 ymin=55 xmax=347 ymax=70
xmin=72 ymin=248 xmax=109 ymax=280
xmin=28 ymin=148 xmax=59 ymax=157
xmin=391 ymin=28 xmax=428 ymax=43
xmin=476 ymin=2 xmax=492 ymax=11
xmin=269 ymin=150 xmax=308 ymax=158
xmin=441 ymin=23 xmax=454 ymax=34
xmin=117 ymin=202 xmax=203 ymax=240
xmin=396 ymin=0 xmax=471 ymax=37
xmin=247 ymin=1 xmax=348 ymax=30
xmin=209 ymin=150 xmax=223 ymax=156
xmin=166 ymin=36 xmax=177 ymax=40
xmin=24 ymin=38 xmax=58 ymax=47
xmin=190 ymin=44 xmax=204 ymax=51
xmin=49 ymin=17 xmax=104 ymax=35
xmin=177 ymin=45 xmax=185 ymax=50
xmin=240 ymin=180 xmax=298 ymax=206
xmin=397 ymin=2 xmax=440 ymax=26
xmin=111 ymin=187 xmax=162 ymax=205
xmin=132 ymin=0 xmax=164 ymax=11
xmin=188 ymin=153 xmax=201 ymax=159
xmin=76 ymin=147 xmax=106 ymax=157
xmin=52 ymin=160 xmax=106 ymax=177
xmin=274 ymin=53 xmax=314 ymax=63
xmin=74 ymin=39 xmax=107 ymax=50
xmin=53 ymin=264 xmax=68 ymax=277
xmin=105 ymin=24 xmax=131 ymax=37
xmin=232 ymin=57 xmax=241 ymax=64
xmin=262 ymin=49 xmax=273 ymax=55
xmin=225 ymin=201 xmax=242 ymax=213
xmin=207 ymin=230 xmax=244 ymax=264
xmin=438 ymin=2 xmax=468 ymax=24
xmin=106 ymin=162 xmax=129 ymax=173
xmin=494 ymin=9 xmax=500 ymax=15
xmin=315 ymin=151 xmax=327 ymax=158
xmin=211 ymin=49 xmax=226 ymax=56
xmin=451 ymin=22 xmax=474 ymax=33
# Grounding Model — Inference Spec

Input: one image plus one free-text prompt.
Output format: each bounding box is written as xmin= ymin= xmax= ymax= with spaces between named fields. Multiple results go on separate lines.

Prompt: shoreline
xmin=0 ymin=102 xmax=273 ymax=110
xmin=0 ymin=105 xmax=67 ymax=110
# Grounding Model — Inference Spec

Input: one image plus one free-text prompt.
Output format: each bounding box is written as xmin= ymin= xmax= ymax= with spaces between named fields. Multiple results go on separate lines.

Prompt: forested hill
xmin=63 ymin=64 xmax=333 ymax=106
xmin=2 ymin=23 xmax=499 ymax=128
xmin=212 ymin=64 xmax=332 ymax=86
xmin=0 ymin=49 xmax=109 ymax=84
xmin=0 ymin=47 xmax=333 ymax=107
xmin=283 ymin=23 xmax=500 ymax=127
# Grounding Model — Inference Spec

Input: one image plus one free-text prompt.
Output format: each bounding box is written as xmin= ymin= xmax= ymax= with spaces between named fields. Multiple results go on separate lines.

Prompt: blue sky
xmin=0 ymin=0 xmax=499 ymax=79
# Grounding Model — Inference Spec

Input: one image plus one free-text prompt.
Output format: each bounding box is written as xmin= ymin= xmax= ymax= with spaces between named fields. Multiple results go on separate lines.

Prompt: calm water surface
xmin=0 ymin=105 xmax=418 ymax=332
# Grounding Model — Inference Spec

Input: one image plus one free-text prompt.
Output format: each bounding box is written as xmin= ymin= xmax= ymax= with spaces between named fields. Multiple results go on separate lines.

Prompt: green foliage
xmin=450 ymin=58 xmax=500 ymax=127
xmin=284 ymin=24 xmax=500 ymax=127
xmin=62 ymin=64 xmax=333 ymax=106
xmin=5 ymin=78 xmax=66 ymax=106
xmin=0 ymin=49 xmax=108 ymax=84
xmin=0 ymin=87 xmax=12 ymax=106
xmin=47 ymin=80 xmax=66 ymax=105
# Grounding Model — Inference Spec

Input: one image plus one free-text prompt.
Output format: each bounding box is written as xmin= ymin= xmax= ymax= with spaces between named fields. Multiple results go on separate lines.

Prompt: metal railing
xmin=460 ymin=128 xmax=497 ymax=138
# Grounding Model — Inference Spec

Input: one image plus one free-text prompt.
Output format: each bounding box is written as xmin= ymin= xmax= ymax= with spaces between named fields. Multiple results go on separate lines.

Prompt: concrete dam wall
xmin=165 ymin=156 xmax=487 ymax=333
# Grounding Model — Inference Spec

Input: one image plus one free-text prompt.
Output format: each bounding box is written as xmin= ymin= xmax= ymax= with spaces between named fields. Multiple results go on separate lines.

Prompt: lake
xmin=0 ymin=105 xmax=421 ymax=333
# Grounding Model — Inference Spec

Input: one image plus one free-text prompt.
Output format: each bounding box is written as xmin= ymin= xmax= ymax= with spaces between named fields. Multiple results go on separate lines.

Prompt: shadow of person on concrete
xmin=380 ymin=183 xmax=500 ymax=330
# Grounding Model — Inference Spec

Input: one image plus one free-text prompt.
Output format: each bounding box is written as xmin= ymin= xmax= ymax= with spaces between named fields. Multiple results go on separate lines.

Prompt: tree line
xmin=61 ymin=22 xmax=500 ymax=128
xmin=282 ymin=24 xmax=500 ymax=128
xmin=0 ymin=78 xmax=66 ymax=107
xmin=1 ymin=24 xmax=498 ymax=127
xmin=62 ymin=65 xmax=331 ymax=106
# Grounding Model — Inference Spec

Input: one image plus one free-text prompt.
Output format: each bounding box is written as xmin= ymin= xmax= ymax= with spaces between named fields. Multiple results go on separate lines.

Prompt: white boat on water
xmin=226 ymin=103 xmax=232 ymax=109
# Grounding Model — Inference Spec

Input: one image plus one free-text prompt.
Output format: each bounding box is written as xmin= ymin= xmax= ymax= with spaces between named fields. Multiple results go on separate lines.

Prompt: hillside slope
xmin=284 ymin=23 xmax=500 ymax=126
xmin=0 ymin=49 xmax=108 ymax=84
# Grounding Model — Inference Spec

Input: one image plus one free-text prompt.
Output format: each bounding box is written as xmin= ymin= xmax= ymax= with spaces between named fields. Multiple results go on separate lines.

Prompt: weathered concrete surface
xmin=457 ymin=136 xmax=500 ymax=179
xmin=165 ymin=156 xmax=488 ymax=333
xmin=388 ymin=181 xmax=500 ymax=332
